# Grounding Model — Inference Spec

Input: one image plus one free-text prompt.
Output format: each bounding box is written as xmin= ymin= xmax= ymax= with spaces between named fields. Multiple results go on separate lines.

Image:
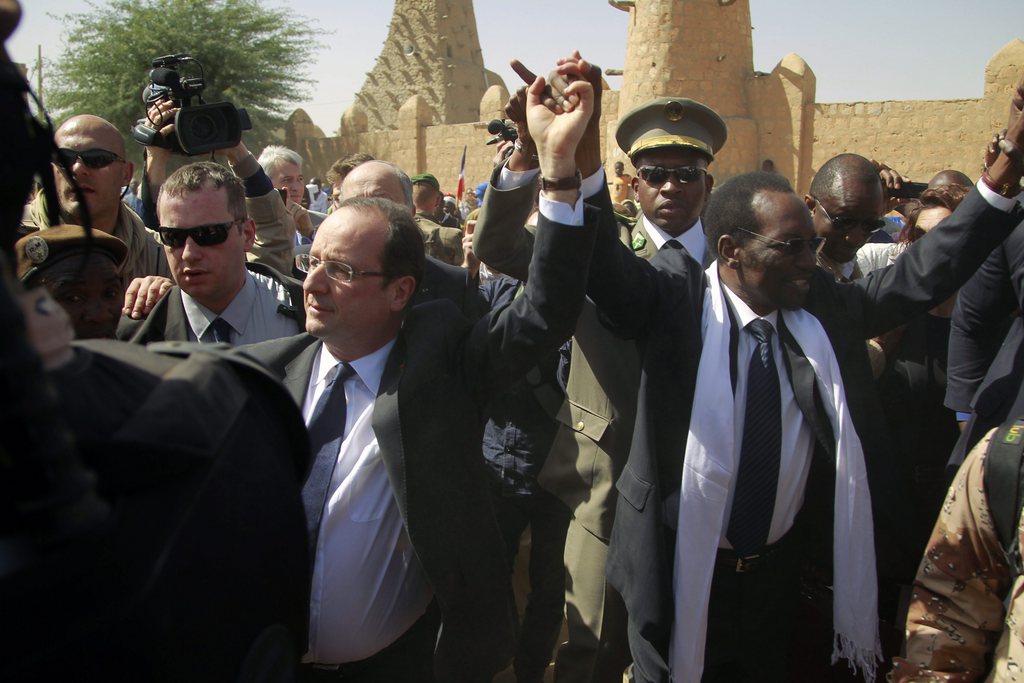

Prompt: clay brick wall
xmin=287 ymin=0 xmax=1022 ymax=202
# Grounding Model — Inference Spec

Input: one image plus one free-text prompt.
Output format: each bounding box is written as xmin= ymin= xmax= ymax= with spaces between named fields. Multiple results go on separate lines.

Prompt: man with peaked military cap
xmin=16 ymin=225 xmax=128 ymax=339
xmin=470 ymin=64 xmax=728 ymax=683
xmin=615 ymin=96 xmax=727 ymax=266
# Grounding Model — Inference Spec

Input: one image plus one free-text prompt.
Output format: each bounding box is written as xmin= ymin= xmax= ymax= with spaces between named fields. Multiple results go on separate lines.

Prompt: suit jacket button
xmin=575 ymin=420 xmax=585 ymax=431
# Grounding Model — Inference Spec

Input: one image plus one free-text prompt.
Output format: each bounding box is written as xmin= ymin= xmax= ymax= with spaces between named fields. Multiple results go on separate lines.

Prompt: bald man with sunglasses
xmin=22 ymin=114 xmax=171 ymax=283
xmin=117 ymin=160 xmax=304 ymax=345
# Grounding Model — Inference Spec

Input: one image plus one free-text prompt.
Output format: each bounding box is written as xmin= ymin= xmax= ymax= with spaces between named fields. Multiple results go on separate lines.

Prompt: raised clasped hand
xmin=526 ymin=72 xmax=593 ymax=177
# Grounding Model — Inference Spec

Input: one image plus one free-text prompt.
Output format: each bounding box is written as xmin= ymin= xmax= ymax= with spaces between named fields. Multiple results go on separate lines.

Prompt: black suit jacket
xmin=238 ymin=210 xmax=597 ymax=681
xmin=945 ymin=212 xmax=1024 ymax=465
xmin=585 ymin=188 xmax=1022 ymax=682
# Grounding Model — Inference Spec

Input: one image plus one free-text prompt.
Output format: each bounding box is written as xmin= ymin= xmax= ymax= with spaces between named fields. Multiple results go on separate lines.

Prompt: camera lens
xmin=188 ymin=113 xmax=216 ymax=142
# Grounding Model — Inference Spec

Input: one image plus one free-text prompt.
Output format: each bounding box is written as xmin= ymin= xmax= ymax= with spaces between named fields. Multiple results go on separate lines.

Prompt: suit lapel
xmin=283 ymin=340 xmax=321 ymax=407
xmin=372 ymin=335 xmax=409 ymax=519
xmin=165 ymin=289 xmax=192 ymax=341
xmin=776 ymin=316 xmax=836 ymax=460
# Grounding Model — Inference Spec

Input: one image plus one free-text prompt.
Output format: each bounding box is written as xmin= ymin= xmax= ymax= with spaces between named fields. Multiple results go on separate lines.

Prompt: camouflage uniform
xmin=891 ymin=429 xmax=1023 ymax=682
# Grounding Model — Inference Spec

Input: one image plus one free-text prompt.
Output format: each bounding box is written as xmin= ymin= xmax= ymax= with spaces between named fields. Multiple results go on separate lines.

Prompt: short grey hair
xmin=393 ymin=166 xmax=414 ymax=210
xmin=257 ymin=145 xmax=303 ymax=177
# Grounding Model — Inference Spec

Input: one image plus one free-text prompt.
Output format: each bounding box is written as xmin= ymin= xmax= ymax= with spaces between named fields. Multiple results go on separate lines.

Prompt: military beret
xmin=16 ymin=224 xmax=128 ymax=282
xmin=615 ymin=97 xmax=728 ymax=162
xmin=410 ymin=173 xmax=440 ymax=191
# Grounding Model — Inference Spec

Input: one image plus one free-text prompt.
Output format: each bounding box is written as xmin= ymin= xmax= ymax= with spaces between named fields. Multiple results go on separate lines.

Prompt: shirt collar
xmin=181 ymin=272 xmax=256 ymax=339
xmin=720 ymin=276 xmax=779 ymax=333
xmin=642 ymin=214 xmax=706 ymax=263
xmin=315 ymin=336 xmax=397 ymax=396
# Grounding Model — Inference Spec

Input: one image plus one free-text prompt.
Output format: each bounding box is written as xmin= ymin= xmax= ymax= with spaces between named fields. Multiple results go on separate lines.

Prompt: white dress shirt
xmin=718 ymin=284 xmax=815 ymax=548
xmin=301 ymin=339 xmax=433 ymax=664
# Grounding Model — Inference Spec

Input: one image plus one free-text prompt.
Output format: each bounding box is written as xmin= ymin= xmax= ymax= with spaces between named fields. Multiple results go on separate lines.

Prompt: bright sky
xmin=9 ymin=0 xmax=1023 ymax=135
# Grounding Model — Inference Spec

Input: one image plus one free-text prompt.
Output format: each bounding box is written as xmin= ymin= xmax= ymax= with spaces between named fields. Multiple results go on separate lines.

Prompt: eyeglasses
xmin=57 ymin=148 xmax=125 ymax=169
xmin=157 ymin=221 xmax=240 ymax=248
xmin=297 ymin=253 xmax=392 ymax=283
xmin=637 ymin=165 xmax=707 ymax=185
xmin=735 ymin=227 xmax=825 ymax=256
xmin=814 ymin=199 xmax=887 ymax=234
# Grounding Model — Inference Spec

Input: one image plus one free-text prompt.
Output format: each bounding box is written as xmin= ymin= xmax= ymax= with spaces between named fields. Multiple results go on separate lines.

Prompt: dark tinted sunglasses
xmin=57 ymin=148 xmax=125 ymax=169
xmin=157 ymin=221 xmax=239 ymax=248
xmin=815 ymin=200 xmax=887 ymax=234
xmin=637 ymin=165 xmax=707 ymax=185
xmin=736 ymin=227 xmax=825 ymax=256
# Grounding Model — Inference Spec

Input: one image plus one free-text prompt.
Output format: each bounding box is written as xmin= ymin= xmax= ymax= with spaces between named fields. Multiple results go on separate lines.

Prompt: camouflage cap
xmin=615 ymin=97 xmax=728 ymax=162
xmin=410 ymin=173 xmax=440 ymax=191
xmin=16 ymin=224 xmax=128 ymax=282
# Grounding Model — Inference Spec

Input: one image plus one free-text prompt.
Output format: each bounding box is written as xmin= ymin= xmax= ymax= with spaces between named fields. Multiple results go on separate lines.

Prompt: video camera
xmin=131 ymin=54 xmax=252 ymax=156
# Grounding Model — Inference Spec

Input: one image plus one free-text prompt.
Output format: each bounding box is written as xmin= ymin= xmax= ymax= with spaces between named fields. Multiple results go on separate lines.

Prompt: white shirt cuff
xmin=539 ymin=194 xmax=583 ymax=226
xmin=581 ymin=168 xmax=606 ymax=200
xmin=977 ymin=177 xmax=1021 ymax=212
xmin=497 ymin=165 xmax=540 ymax=190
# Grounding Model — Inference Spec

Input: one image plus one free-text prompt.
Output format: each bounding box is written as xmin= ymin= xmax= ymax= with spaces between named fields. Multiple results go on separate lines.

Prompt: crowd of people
xmin=4 ymin=4 xmax=1024 ymax=680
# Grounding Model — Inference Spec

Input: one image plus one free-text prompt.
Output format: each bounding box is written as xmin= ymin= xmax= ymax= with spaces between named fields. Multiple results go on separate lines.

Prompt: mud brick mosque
xmin=284 ymin=0 xmax=1024 ymax=195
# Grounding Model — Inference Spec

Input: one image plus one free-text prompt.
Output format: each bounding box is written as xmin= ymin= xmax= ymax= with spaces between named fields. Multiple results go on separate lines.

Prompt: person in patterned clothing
xmin=890 ymin=427 xmax=1023 ymax=683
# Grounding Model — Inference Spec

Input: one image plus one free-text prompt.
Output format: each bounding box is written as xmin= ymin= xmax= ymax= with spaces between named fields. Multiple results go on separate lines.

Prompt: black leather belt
xmin=716 ymin=537 xmax=790 ymax=573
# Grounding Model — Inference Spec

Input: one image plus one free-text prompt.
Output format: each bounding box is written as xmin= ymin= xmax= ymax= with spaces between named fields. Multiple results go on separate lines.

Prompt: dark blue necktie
xmin=209 ymin=317 xmax=232 ymax=344
xmin=302 ymin=361 xmax=356 ymax=558
xmin=726 ymin=318 xmax=782 ymax=556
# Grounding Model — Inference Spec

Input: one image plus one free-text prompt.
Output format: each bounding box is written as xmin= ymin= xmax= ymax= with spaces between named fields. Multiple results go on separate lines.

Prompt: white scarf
xmin=669 ymin=264 xmax=881 ymax=682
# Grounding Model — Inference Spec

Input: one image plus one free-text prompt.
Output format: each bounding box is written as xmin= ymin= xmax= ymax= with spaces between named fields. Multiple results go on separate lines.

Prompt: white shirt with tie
xmin=300 ymin=339 xmax=433 ymax=664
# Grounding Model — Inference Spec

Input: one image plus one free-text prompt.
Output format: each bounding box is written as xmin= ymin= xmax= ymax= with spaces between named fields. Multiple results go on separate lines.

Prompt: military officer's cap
xmin=410 ymin=173 xmax=440 ymax=191
xmin=615 ymin=97 xmax=728 ymax=162
xmin=16 ymin=224 xmax=128 ymax=282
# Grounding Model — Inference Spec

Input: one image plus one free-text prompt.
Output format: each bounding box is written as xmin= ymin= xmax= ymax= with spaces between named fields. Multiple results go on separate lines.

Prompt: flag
xmin=456 ymin=145 xmax=467 ymax=203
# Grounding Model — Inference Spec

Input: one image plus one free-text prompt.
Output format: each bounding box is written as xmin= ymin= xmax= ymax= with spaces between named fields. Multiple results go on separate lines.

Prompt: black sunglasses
xmin=637 ymin=165 xmax=707 ymax=185
xmin=57 ymin=148 xmax=125 ymax=169
xmin=157 ymin=221 xmax=240 ymax=248
xmin=735 ymin=227 xmax=825 ymax=256
xmin=815 ymin=200 xmax=887 ymax=234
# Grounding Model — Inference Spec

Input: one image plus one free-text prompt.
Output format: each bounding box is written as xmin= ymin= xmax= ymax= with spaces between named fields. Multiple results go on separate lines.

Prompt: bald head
xmin=340 ymin=160 xmax=414 ymax=214
xmin=55 ymin=115 xmax=127 ymax=158
xmin=928 ymin=169 xmax=973 ymax=190
xmin=52 ymin=114 xmax=132 ymax=232
xmin=809 ymin=154 xmax=881 ymax=203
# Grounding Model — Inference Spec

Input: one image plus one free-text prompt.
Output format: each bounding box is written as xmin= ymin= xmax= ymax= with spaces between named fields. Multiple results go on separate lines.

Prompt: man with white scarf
xmin=582 ymin=136 xmax=1024 ymax=681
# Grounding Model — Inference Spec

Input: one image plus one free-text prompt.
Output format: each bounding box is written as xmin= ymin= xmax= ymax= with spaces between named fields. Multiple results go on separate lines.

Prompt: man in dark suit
xmin=472 ymin=74 xmax=726 ymax=683
xmin=945 ymin=79 xmax=1024 ymax=466
xmin=238 ymin=73 xmax=598 ymax=682
xmin=585 ymin=146 xmax=1022 ymax=682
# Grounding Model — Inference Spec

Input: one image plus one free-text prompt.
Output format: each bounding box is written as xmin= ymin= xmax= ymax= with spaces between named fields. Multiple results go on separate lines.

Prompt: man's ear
xmin=718 ymin=234 xmax=741 ymax=269
xmin=803 ymin=194 xmax=816 ymax=212
xmin=123 ymin=161 xmax=135 ymax=187
xmin=630 ymin=175 xmax=640 ymax=196
xmin=704 ymin=172 xmax=714 ymax=195
xmin=241 ymin=218 xmax=257 ymax=252
xmin=389 ymin=274 xmax=417 ymax=312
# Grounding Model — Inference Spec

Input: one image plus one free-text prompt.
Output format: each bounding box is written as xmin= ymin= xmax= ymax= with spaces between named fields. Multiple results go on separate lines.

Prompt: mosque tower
xmin=352 ymin=0 xmax=505 ymax=131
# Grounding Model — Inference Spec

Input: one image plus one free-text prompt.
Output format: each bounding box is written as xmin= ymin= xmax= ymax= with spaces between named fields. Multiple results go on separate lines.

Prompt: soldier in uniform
xmin=15 ymin=224 xmax=127 ymax=339
xmin=472 ymin=70 xmax=727 ymax=682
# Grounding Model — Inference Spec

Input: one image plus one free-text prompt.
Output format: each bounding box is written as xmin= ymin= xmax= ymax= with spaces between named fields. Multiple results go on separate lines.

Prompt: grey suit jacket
xmin=239 ymin=209 xmax=597 ymax=681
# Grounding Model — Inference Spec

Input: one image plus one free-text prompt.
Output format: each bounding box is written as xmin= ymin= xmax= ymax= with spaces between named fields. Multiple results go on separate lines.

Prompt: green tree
xmin=46 ymin=0 xmax=323 ymax=163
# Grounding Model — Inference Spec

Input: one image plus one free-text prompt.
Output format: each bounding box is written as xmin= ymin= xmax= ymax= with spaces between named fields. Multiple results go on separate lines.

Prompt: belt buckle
xmin=735 ymin=553 xmax=761 ymax=572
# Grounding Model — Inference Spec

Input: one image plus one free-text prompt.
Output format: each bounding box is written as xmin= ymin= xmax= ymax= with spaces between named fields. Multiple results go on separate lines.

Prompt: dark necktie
xmin=302 ymin=361 xmax=357 ymax=558
xmin=663 ymin=239 xmax=683 ymax=250
xmin=726 ymin=318 xmax=782 ymax=556
xmin=209 ymin=317 xmax=232 ymax=343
